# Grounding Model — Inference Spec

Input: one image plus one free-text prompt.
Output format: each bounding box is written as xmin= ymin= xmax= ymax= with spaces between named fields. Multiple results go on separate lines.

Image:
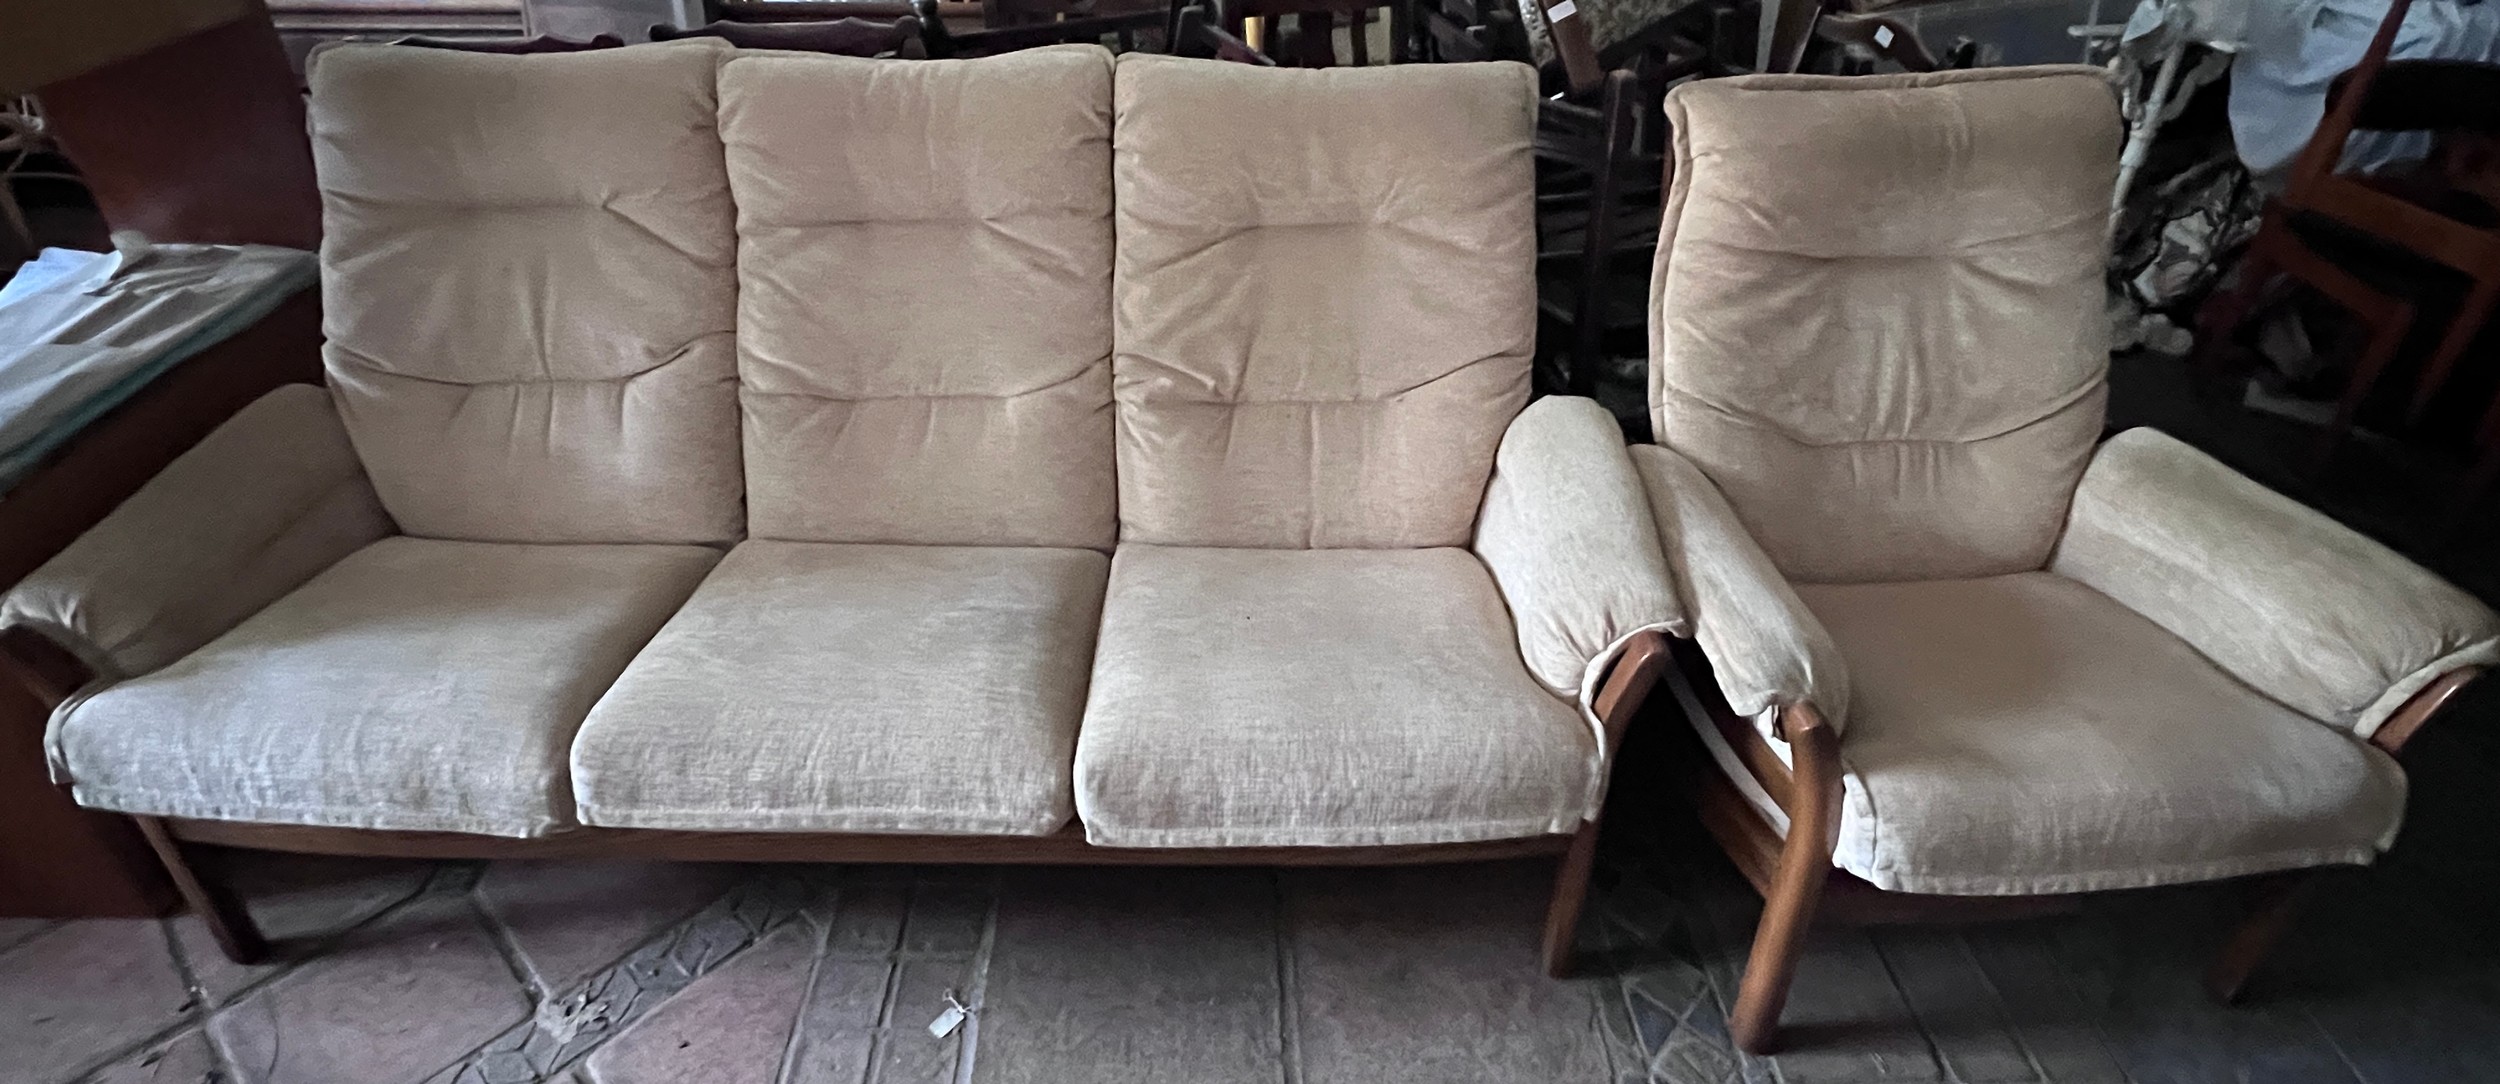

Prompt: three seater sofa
xmin=0 ymin=42 xmax=1687 ymax=968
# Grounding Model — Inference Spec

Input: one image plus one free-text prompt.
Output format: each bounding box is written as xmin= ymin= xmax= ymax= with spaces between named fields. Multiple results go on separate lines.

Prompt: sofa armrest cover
xmin=1631 ymin=443 xmax=1852 ymax=737
xmin=2 ymin=384 xmax=394 ymax=680
xmin=1473 ymin=396 xmax=1687 ymax=702
xmin=2049 ymin=427 xmax=2500 ymax=740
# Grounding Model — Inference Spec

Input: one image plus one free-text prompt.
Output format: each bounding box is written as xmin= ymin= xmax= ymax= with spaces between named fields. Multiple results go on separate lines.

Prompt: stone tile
xmin=1285 ymin=862 xmax=1619 ymax=1084
xmin=209 ymin=894 xmax=532 ymax=1084
xmin=782 ymin=955 xmax=888 ymax=1084
xmin=899 ymin=883 xmax=990 ymax=956
xmin=475 ymin=861 xmax=742 ymax=995
xmin=0 ymin=917 xmax=57 ymax=955
xmin=870 ymin=959 xmax=969 ymax=1084
xmin=976 ymin=867 xmax=1284 ymax=1084
xmin=580 ymin=920 xmax=818 ymax=1084
xmin=2051 ymin=890 xmax=2358 ymax=1084
xmin=2261 ymin=878 xmax=2500 ymax=1084
xmin=1959 ymin=923 xmax=2128 ymax=1084
xmin=172 ymin=852 xmax=432 ymax=1005
xmin=0 ymin=918 xmax=192 ymax=1083
xmin=83 ymin=1027 xmax=222 ymax=1084
xmin=1623 ymin=952 xmax=1741 ymax=1084
xmin=1869 ymin=927 xmax=2037 ymax=1082
xmin=823 ymin=883 xmax=908 ymax=958
xmin=430 ymin=872 xmax=827 ymax=1084
xmin=1745 ymin=927 xmax=1943 ymax=1084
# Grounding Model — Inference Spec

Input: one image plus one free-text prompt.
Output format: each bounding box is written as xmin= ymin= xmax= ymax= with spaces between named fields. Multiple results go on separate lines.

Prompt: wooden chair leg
xmin=2203 ymin=870 xmax=2319 ymax=1005
xmin=2316 ymin=297 xmax=2415 ymax=468
xmin=2407 ymin=276 xmax=2500 ymax=425
xmin=1729 ymin=703 xmax=1842 ymax=1056
xmin=2191 ymin=235 xmax=2279 ymax=383
xmin=133 ymin=815 xmax=268 ymax=965
xmin=2465 ymin=385 xmax=2500 ymax=510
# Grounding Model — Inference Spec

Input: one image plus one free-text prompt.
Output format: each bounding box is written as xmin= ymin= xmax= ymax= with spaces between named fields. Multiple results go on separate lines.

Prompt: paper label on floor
xmin=929 ymin=992 xmax=969 ymax=1039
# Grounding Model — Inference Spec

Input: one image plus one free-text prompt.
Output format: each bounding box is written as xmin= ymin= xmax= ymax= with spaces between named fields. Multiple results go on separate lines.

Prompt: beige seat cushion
xmin=1799 ymin=573 xmax=2407 ymax=895
xmin=1075 ymin=545 xmax=1593 ymax=848
xmin=573 ymin=541 xmax=1108 ymax=835
xmin=54 ymin=537 xmax=717 ymax=838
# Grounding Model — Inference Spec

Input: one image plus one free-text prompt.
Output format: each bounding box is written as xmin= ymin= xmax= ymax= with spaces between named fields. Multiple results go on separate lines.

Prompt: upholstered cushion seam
xmin=739 ymin=359 xmax=1106 ymax=403
xmin=1655 ymin=376 xmax=2105 ymax=449
xmin=1109 ymin=366 xmax=1516 ymax=406
xmin=328 ymin=332 xmax=731 ymax=388
xmin=1673 ymin=209 xmax=2106 ymax=260
xmin=737 ymin=211 xmax=1106 ymax=229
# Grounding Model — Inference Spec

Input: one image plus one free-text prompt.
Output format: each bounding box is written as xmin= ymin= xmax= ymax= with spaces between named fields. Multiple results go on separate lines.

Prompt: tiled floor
xmin=8 ymin=352 xmax=2500 ymax=1084
xmin=11 ymin=760 xmax=2500 ymax=1084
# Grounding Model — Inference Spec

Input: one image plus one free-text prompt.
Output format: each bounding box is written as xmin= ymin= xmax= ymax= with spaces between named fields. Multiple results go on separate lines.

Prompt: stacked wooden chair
xmin=2192 ymin=0 xmax=2500 ymax=503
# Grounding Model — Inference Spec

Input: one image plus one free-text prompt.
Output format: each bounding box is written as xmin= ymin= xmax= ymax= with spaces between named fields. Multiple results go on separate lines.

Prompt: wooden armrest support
xmin=2369 ymin=666 xmax=2486 ymax=757
xmin=0 ymin=625 xmax=98 ymax=714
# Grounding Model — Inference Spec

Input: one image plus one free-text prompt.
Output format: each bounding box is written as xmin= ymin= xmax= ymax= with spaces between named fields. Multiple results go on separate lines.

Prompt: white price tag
xmin=1549 ymin=0 xmax=1578 ymax=20
xmin=1872 ymin=25 xmax=1894 ymax=47
xmin=928 ymin=992 xmax=970 ymax=1039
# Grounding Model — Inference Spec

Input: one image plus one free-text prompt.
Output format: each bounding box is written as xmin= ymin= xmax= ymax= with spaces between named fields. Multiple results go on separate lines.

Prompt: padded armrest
xmin=1631 ymin=443 xmax=1852 ymax=738
xmin=2 ymin=385 xmax=394 ymax=681
xmin=1472 ymin=396 xmax=1686 ymax=705
xmin=2049 ymin=428 xmax=2500 ymax=740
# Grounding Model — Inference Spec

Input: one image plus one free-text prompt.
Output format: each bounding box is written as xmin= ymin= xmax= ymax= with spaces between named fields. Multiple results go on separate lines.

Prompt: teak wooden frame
xmin=0 ymin=613 xmax=1671 ymax=976
xmin=1659 ymin=635 xmax=2489 ymax=1054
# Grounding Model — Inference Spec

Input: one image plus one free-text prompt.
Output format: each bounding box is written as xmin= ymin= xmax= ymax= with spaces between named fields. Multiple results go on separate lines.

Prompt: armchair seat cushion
xmin=1798 ymin=573 xmax=2407 ymax=896
xmin=52 ymin=537 xmax=718 ymax=838
xmin=1074 ymin=545 xmax=1595 ymax=848
xmin=571 ymin=541 xmax=1108 ymax=835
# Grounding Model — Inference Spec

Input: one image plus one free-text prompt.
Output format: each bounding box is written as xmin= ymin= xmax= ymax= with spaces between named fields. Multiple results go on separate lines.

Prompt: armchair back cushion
xmin=722 ymin=47 xmax=1118 ymax=549
xmin=1650 ymin=68 xmax=2120 ymax=583
xmin=1109 ymin=54 xmax=1538 ymax=549
xmin=309 ymin=43 xmax=743 ymax=545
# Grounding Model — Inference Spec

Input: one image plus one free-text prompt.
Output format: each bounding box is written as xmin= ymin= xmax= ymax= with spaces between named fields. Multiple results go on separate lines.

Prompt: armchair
xmin=1636 ymin=67 xmax=2500 ymax=1054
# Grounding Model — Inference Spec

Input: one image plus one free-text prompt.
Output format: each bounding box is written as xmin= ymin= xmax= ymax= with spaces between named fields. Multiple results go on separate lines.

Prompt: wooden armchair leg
xmin=2204 ymin=870 xmax=2319 ymax=1005
xmin=1730 ymin=703 xmax=1842 ymax=1055
xmin=133 ymin=815 xmax=268 ymax=965
xmin=1729 ymin=812 xmax=1834 ymax=1054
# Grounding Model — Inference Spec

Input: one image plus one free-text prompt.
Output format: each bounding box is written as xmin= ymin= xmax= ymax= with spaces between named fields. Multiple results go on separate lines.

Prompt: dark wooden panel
xmin=35 ymin=9 xmax=321 ymax=249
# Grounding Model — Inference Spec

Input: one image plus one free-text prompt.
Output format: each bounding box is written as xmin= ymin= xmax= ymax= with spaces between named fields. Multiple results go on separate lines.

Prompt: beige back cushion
xmin=722 ymin=47 xmax=1118 ymax=549
xmin=1110 ymin=55 xmax=1538 ymax=549
xmin=311 ymin=43 xmax=743 ymax=545
xmin=1650 ymin=68 xmax=2120 ymax=583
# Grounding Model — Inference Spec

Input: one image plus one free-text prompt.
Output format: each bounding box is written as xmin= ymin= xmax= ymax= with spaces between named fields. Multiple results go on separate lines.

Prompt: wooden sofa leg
xmin=1731 ymin=703 xmax=1843 ymax=1056
xmin=2205 ymin=871 xmax=2317 ymax=1005
xmin=133 ymin=816 xmax=268 ymax=965
xmin=1541 ymin=818 xmax=1605 ymax=977
xmin=1541 ymin=630 xmax=1673 ymax=979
